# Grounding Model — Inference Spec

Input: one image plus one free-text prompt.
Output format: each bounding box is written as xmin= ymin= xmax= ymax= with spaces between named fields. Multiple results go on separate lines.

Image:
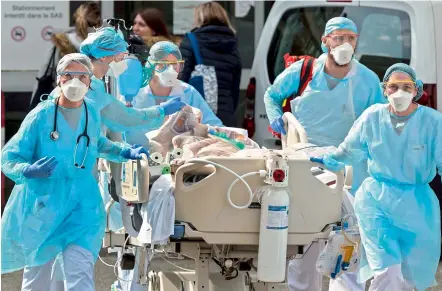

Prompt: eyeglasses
xmin=60 ymin=71 xmax=92 ymax=82
xmin=150 ymin=60 xmax=185 ymax=73
xmin=327 ymin=34 xmax=359 ymax=44
xmin=384 ymin=81 xmax=416 ymax=93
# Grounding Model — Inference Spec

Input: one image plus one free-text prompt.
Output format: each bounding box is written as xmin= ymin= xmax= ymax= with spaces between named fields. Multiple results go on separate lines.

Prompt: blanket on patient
xmin=147 ymin=106 xmax=259 ymax=161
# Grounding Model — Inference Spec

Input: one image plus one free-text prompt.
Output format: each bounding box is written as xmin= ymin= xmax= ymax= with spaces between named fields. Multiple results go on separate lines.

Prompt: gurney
xmin=103 ymin=112 xmax=348 ymax=291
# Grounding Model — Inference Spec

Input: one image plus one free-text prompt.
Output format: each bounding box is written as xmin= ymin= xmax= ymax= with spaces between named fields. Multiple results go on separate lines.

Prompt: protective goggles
xmin=94 ymin=48 xmax=128 ymax=62
xmin=384 ymin=81 xmax=416 ymax=93
xmin=326 ymin=33 xmax=359 ymax=44
xmin=59 ymin=71 xmax=92 ymax=81
xmin=150 ymin=60 xmax=185 ymax=73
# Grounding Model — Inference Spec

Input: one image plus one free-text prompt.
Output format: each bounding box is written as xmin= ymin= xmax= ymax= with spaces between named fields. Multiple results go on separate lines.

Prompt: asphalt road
xmin=2 ymin=252 xmax=442 ymax=291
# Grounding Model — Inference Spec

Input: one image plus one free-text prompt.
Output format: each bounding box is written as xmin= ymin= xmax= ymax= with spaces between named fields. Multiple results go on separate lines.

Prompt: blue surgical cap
xmin=324 ymin=17 xmax=358 ymax=36
xmin=80 ymin=27 xmax=128 ymax=59
xmin=382 ymin=63 xmax=423 ymax=101
xmin=148 ymin=41 xmax=182 ymax=62
xmin=322 ymin=17 xmax=358 ymax=53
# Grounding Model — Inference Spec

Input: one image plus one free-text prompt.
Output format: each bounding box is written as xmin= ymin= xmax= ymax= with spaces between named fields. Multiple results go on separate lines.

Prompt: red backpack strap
xmin=281 ymin=57 xmax=315 ymax=113
xmin=298 ymin=57 xmax=315 ymax=96
xmin=270 ymin=57 xmax=316 ymax=138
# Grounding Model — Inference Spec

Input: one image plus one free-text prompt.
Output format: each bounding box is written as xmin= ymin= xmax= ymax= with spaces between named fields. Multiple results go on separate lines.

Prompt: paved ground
xmin=3 ymin=251 xmax=442 ymax=291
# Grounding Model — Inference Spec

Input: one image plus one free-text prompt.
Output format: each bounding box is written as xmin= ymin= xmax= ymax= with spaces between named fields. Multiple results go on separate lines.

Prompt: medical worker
xmin=80 ymin=27 xmax=185 ymax=230
xmin=313 ymin=63 xmax=442 ymax=291
xmin=47 ymin=28 xmax=186 ymax=290
xmin=78 ymin=26 xmax=185 ymax=131
xmin=264 ymin=17 xmax=385 ymax=291
xmin=124 ymin=40 xmax=222 ymax=147
xmin=1 ymin=53 xmax=149 ymax=291
xmin=111 ymin=40 xmax=222 ymax=291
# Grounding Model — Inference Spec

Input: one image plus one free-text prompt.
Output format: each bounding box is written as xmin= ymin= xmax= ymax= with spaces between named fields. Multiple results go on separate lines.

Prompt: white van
xmin=244 ymin=0 xmax=441 ymax=149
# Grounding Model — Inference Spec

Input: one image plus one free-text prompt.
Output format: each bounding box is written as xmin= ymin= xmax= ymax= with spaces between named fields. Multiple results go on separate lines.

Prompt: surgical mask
xmin=60 ymin=78 xmax=88 ymax=102
xmin=157 ymin=65 xmax=178 ymax=87
xmin=388 ymin=89 xmax=414 ymax=112
xmin=330 ymin=42 xmax=354 ymax=65
xmin=109 ymin=60 xmax=128 ymax=77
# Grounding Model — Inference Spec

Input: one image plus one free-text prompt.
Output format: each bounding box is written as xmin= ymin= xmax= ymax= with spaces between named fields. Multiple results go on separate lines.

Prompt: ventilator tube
xmin=257 ymin=186 xmax=290 ymax=282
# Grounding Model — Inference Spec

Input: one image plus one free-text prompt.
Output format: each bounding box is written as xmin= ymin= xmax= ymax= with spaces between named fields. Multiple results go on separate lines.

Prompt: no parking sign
xmin=2 ymin=2 xmax=69 ymax=71
xmin=41 ymin=25 xmax=53 ymax=41
xmin=11 ymin=26 xmax=26 ymax=42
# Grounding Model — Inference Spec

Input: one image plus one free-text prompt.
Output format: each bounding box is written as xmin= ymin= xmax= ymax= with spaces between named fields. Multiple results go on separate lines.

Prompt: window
xmin=267 ymin=7 xmax=411 ymax=82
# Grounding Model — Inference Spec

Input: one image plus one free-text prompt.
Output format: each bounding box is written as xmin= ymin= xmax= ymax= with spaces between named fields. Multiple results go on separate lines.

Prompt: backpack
xmin=186 ymin=32 xmax=219 ymax=114
xmin=268 ymin=54 xmax=316 ymax=138
xmin=29 ymin=46 xmax=57 ymax=110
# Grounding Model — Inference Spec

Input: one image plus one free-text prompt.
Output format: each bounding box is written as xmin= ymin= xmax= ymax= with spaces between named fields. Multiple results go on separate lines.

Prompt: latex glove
xmin=121 ymin=144 xmax=150 ymax=160
xmin=22 ymin=156 xmax=59 ymax=179
xmin=270 ymin=117 xmax=286 ymax=135
xmin=159 ymin=97 xmax=186 ymax=116
xmin=310 ymin=155 xmax=345 ymax=172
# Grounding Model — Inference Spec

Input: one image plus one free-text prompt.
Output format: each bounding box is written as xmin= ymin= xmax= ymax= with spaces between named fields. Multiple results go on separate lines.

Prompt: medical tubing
xmin=98 ymin=254 xmax=115 ymax=268
xmin=114 ymin=259 xmax=133 ymax=282
xmin=160 ymin=256 xmax=195 ymax=272
xmin=228 ymin=171 xmax=267 ymax=208
xmin=188 ymin=159 xmax=256 ymax=210
xmin=341 ymin=214 xmax=360 ymax=246
xmin=227 ymin=172 xmax=258 ymax=209
xmin=208 ymin=131 xmax=245 ymax=150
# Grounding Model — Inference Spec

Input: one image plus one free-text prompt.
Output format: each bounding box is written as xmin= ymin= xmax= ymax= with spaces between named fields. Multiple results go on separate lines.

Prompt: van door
xmin=250 ymin=0 xmax=434 ymax=148
xmin=358 ymin=1 xmax=437 ymax=108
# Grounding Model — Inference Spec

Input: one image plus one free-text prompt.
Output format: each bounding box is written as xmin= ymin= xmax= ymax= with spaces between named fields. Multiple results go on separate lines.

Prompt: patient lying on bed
xmin=147 ymin=105 xmax=259 ymax=163
xmin=135 ymin=106 xmax=259 ymax=244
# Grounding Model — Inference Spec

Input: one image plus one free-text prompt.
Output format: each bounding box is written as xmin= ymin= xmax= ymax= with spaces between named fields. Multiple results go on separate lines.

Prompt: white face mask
xmin=157 ymin=65 xmax=178 ymax=87
xmin=388 ymin=89 xmax=414 ymax=112
xmin=108 ymin=60 xmax=128 ymax=77
xmin=60 ymin=78 xmax=88 ymax=102
xmin=330 ymin=42 xmax=354 ymax=65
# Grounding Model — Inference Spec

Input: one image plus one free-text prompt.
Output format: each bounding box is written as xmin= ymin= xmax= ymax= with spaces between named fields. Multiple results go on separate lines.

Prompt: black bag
xmin=29 ymin=46 xmax=57 ymax=110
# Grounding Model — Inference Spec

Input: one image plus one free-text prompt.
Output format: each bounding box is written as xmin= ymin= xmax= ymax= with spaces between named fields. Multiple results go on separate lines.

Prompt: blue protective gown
xmin=124 ymin=80 xmax=223 ymax=147
xmin=328 ymin=104 xmax=442 ymax=290
xmin=49 ymin=76 xmax=168 ymax=231
xmin=51 ymin=76 xmax=165 ymax=132
xmin=1 ymin=98 xmax=130 ymax=274
xmin=264 ymin=53 xmax=386 ymax=193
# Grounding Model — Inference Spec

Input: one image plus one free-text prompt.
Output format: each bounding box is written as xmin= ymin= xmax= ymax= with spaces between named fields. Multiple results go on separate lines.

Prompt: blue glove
xmin=270 ymin=117 xmax=286 ymax=135
xmin=121 ymin=144 xmax=150 ymax=160
xmin=310 ymin=155 xmax=345 ymax=172
xmin=159 ymin=97 xmax=186 ymax=116
xmin=22 ymin=156 xmax=59 ymax=179
xmin=310 ymin=156 xmax=324 ymax=164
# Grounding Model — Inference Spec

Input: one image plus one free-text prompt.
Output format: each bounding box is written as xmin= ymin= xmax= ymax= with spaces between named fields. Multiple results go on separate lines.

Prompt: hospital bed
xmin=103 ymin=112 xmax=348 ymax=291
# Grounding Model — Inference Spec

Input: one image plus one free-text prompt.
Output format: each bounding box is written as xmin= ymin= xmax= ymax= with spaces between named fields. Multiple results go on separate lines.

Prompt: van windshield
xmin=267 ymin=6 xmax=411 ymax=82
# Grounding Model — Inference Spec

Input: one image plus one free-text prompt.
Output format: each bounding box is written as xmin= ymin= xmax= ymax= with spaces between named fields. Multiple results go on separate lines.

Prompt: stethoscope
xmin=50 ymin=97 xmax=90 ymax=169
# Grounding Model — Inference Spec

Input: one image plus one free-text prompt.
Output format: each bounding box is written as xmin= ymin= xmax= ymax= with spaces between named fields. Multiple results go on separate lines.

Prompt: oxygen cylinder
xmin=257 ymin=153 xmax=290 ymax=282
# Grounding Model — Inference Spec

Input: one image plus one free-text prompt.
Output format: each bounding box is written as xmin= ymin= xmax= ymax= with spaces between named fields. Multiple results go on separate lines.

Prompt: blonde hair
xmin=73 ymin=2 xmax=102 ymax=40
xmin=194 ymin=2 xmax=235 ymax=34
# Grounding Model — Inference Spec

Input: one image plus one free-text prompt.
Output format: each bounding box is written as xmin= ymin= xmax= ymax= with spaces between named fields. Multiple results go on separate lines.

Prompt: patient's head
xmin=164 ymin=105 xmax=203 ymax=134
